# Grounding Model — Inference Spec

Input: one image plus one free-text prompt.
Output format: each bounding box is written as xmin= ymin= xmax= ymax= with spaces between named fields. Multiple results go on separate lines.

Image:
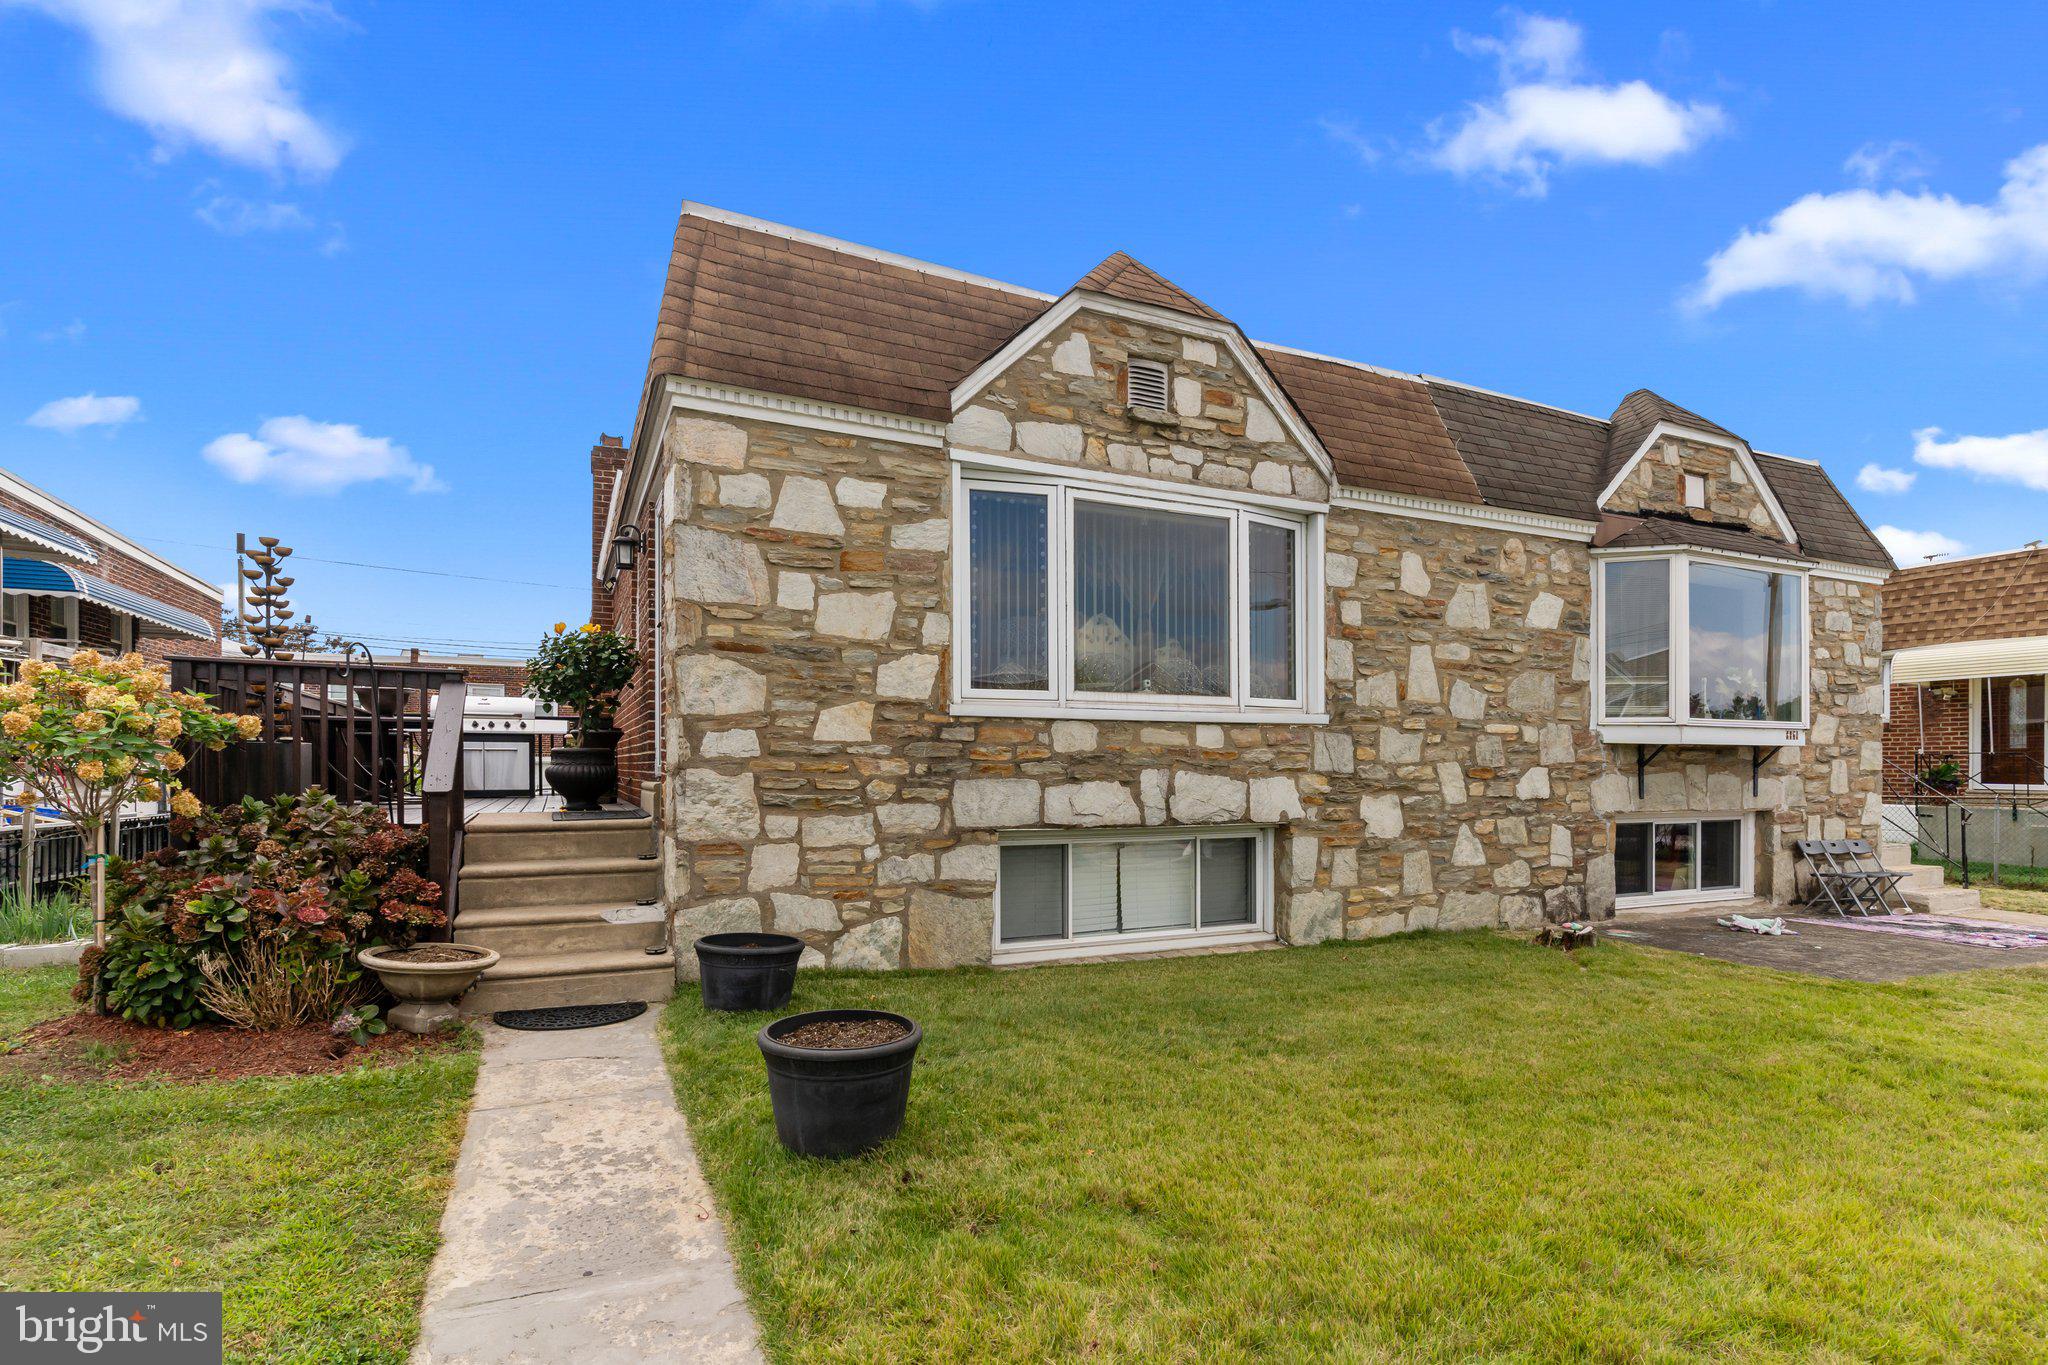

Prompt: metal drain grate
xmin=493 ymin=1001 xmax=648 ymax=1031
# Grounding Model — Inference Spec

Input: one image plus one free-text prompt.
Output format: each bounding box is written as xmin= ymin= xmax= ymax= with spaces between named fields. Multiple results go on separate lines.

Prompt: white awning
xmin=1892 ymin=635 xmax=2048 ymax=684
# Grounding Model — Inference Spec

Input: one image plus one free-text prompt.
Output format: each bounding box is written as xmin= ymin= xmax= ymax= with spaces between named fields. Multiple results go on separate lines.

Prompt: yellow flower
xmin=75 ymin=759 xmax=106 ymax=783
xmin=580 ymin=623 xmax=599 ymax=634
xmin=170 ymin=790 xmax=202 ymax=818
xmin=136 ymin=779 xmax=162 ymax=802
xmin=234 ymin=714 xmax=263 ymax=739
xmin=2 ymin=710 xmax=31 ymax=737
xmin=18 ymin=659 xmax=48 ymax=681
xmin=0 ymin=681 xmax=32 ymax=706
xmin=73 ymin=711 xmax=107 ymax=732
xmin=68 ymin=649 xmax=102 ymax=670
xmin=131 ymin=671 xmax=164 ymax=700
xmin=107 ymin=755 xmax=135 ymax=778
xmin=153 ymin=715 xmax=183 ymax=741
xmin=85 ymin=685 xmax=123 ymax=710
xmin=118 ymin=652 xmax=148 ymax=672
xmin=160 ymin=750 xmax=185 ymax=774
xmin=554 ymin=622 xmax=567 ymax=635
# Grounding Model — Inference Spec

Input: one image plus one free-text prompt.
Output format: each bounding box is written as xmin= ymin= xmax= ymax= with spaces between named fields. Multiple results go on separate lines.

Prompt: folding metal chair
xmin=1794 ymin=838 xmax=1868 ymax=917
xmin=1830 ymin=839 xmax=1911 ymax=916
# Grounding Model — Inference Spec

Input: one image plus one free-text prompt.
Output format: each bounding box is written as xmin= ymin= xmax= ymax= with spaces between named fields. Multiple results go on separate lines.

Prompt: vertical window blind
xmin=969 ymin=488 xmax=1050 ymax=691
xmin=1072 ymin=502 xmax=1229 ymax=697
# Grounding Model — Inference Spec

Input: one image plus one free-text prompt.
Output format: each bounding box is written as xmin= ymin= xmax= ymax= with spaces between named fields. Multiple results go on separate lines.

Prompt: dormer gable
xmin=1596 ymin=389 xmax=1798 ymax=547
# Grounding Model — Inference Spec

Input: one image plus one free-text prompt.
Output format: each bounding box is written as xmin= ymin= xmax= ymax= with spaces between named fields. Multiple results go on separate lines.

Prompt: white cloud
xmin=1691 ymin=143 xmax=2048 ymax=308
xmin=1845 ymin=139 xmax=1931 ymax=187
xmin=1318 ymin=115 xmax=1381 ymax=166
xmin=203 ymin=416 xmax=444 ymax=494
xmin=37 ymin=319 xmax=86 ymax=343
xmin=1874 ymin=525 xmax=1967 ymax=563
xmin=26 ymin=392 xmax=140 ymax=432
xmin=1913 ymin=424 xmax=2048 ymax=492
xmin=1426 ymin=14 xmax=1723 ymax=195
xmin=1855 ymin=463 xmax=1916 ymax=493
xmin=195 ymin=192 xmax=314 ymax=234
xmin=6 ymin=0 xmax=345 ymax=176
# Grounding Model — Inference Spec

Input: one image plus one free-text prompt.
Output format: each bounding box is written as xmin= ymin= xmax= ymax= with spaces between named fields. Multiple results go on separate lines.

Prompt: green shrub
xmin=79 ymin=791 xmax=445 ymax=1028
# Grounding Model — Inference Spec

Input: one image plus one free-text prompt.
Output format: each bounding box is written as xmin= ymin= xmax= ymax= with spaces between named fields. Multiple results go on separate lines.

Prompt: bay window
xmin=958 ymin=470 xmax=1318 ymax=717
xmin=996 ymin=827 xmax=1272 ymax=959
xmin=1598 ymin=553 xmax=1807 ymax=732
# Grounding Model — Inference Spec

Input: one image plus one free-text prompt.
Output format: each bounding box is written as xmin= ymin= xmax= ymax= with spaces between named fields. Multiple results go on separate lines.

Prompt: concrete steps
xmin=454 ymin=813 xmax=673 ymax=1014
xmin=1881 ymin=843 xmax=1984 ymax=915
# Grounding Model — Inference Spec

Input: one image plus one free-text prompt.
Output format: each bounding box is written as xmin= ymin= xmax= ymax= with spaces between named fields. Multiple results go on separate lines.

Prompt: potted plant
xmin=526 ymin=623 xmax=639 ymax=811
xmin=694 ymin=931 xmax=804 ymax=1012
xmin=358 ymin=942 xmax=499 ymax=1032
xmin=756 ymin=1008 xmax=922 ymax=1157
xmin=1919 ymin=760 xmax=1963 ymax=796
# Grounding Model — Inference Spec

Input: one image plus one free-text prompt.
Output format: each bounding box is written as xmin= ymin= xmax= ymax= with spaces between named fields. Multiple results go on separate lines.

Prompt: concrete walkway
xmin=411 ymin=1013 xmax=763 ymax=1363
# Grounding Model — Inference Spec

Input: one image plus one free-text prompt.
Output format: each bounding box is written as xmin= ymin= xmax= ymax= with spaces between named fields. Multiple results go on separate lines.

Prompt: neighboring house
xmin=592 ymin=204 xmax=1893 ymax=971
xmin=0 ymin=466 xmax=219 ymax=664
xmin=1882 ymin=547 xmax=2048 ymax=797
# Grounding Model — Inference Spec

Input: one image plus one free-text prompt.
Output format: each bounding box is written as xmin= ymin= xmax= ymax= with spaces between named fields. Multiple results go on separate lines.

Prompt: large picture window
xmin=1598 ymin=554 xmax=1806 ymax=727
xmin=960 ymin=471 xmax=1316 ymax=716
xmin=1615 ymin=817 xmax=1747 ymax=904
xmin=997 ymin=828 xmax=1270 ymax=957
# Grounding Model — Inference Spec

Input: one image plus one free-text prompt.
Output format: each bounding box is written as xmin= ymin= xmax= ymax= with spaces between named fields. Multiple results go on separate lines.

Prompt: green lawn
xmin=1 ymin=966 xmax=478 ymax=1364
xmin=664 ymin=935 xmax=2048 ymax=1363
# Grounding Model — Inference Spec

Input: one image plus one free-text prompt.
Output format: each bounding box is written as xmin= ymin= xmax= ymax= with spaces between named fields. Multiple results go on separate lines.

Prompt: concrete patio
xmin=1602 ymin=903 xmax=2048 ymax=981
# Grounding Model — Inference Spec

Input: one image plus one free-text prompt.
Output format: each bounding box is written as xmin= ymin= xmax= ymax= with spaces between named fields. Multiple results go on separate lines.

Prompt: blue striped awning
xmin=2 ymin=559 xmax=214 ymax=639
xmin=0 ymin=506 xmax=94 ymax=562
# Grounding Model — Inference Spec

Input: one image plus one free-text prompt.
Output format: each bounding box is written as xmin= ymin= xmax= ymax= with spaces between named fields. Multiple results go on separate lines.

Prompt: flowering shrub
xmin=81 ymin=790 xmax=445 ymax=1028
xmin=526 ymin=622 xmax=638 ymax=742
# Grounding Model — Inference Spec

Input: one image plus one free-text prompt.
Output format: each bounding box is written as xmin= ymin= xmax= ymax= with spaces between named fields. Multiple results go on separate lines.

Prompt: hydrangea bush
xmin=1 ymin=650 xmax=254 ymax=961
xmin=83 ymin=790 xmax=446 ymax=1028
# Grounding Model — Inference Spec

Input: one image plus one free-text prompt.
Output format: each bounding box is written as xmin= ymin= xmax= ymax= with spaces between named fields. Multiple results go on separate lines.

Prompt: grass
xmin=0 ymin=966 xmax=478 ymax=1363
xmin=1980 ymin=885 xmax=2048 ymax=917
xmin=0 ymin=887 xmax=89 ymax=944
xmin=665 ymin=934 xmax=2048 ymax=1363
xmin=1912 ymin=846 xmax=2048 ymax=891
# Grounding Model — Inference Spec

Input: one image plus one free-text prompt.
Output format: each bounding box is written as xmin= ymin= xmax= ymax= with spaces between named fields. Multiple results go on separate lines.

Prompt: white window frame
xmin=0 ymin=594 xmax=24 ymax=640
xmin=1613 ymin=813 xmax=1753 ymax=909
xmin=950 ymin=461 xmax=1326 ymax=724
xmin=1593 ymin=549 xmax=1810 ymax=747
xmin=992 ymin=824 xmax=1276 ymax=964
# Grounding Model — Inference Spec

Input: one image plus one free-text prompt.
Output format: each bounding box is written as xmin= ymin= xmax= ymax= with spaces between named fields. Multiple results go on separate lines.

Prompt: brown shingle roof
xmin=1882 ymin=547 xmax=2048 ymax=651
xmin=1602 ymin=389 xmax=1742 ymax=488
xmin=637 ymin=206 xmax=1887 ymax=570
xmin=1425 ymin=381 xmax=1611 ymax=523
xmin=1072 ymin=253 xmax=1228 ymax=321
xmin=1255 ymin=350 xmax=1479 ymax=504
xmin=643 ymin=213 xmax=1044 ymax=424
xmin=1593 ymin=513 xmax=1816 ymax=562
xmin=1752 ymin=455 xmax=1892 ymax=572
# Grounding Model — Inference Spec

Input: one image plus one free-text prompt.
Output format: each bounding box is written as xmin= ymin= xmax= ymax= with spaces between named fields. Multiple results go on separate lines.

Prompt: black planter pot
xmin=582 ymin=721 xmax=622 ymax=753
xmin=695 ymin=932 xmax=803 ymax=1012
xmin=757 ymin=1009 xmax=921 ymax=1158
xmin=544 ymin=744 xmax=616 ymax=811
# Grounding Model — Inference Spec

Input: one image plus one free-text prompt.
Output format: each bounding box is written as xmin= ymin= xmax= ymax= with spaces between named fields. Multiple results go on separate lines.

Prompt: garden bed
xmin=3 ymin=1008 xmax=461 ymax=1083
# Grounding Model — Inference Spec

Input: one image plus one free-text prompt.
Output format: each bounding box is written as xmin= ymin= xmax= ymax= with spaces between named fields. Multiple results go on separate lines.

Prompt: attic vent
xmin=1683 ymin=473 xmax=1707 ymax=508
xmin=1125 ymin=359 xmax=1171 ymax=411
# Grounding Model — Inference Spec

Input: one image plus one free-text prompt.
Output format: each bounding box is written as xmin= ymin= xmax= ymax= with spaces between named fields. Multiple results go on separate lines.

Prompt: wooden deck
xmin=399 ymin=790 xmax=649 ymax=827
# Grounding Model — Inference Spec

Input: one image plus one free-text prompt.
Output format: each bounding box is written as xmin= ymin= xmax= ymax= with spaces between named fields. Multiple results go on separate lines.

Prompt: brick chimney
xmin=589 ymin=433 xmax=627 ymax=626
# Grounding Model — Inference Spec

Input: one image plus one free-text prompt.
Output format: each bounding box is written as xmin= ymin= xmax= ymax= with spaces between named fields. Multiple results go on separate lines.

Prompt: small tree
xmin=2 ymin=651 xmax=253 ymax=1002
xmin=526 ymin=623 xmax=639 ymax=744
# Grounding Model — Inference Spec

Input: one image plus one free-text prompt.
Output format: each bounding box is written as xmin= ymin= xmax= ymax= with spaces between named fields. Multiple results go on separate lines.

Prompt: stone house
xmin=0 ymin=465 xmax=219 ymax=664
xmin=591 ymin=204 xmax=1894 ymax=971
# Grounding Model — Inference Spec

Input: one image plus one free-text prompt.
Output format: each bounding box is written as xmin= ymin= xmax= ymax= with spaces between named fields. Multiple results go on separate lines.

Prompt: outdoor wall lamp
xmin=608 ymin=522 xmax=643 ymax=584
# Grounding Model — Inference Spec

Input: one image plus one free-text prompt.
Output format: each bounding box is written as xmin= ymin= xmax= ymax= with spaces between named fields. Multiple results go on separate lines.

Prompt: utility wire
xmin=134 ymin=533 xmax=583 ymax=591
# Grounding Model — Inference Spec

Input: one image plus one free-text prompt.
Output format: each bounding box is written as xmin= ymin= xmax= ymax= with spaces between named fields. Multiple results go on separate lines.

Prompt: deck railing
xmin=421 ymin=678 xmax=467 ymax=937
xmin=169 ymin=657 xmax=465 ymax=823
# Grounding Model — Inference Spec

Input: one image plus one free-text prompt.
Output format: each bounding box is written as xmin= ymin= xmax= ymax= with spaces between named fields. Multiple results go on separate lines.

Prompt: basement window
xmin=995 ymin=827 xmax=1273 ymax=961
xmin=1614 ymin=816 xmax=1749 ymax=906
xmin=1124 ymin=359 xmax=1170 ymax=411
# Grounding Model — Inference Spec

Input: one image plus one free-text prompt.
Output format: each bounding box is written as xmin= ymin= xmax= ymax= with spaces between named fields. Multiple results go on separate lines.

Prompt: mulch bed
xmin=377 ymin=943 xmax=491 ymax=964
xmin=779 ymin=1017 xmax=911 ymax=1050
xmin=1 ymin=1011 xmax=461 ymax=1084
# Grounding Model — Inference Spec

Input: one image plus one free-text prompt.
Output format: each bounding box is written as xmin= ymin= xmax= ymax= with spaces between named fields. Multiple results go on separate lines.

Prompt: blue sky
xmin=2 ymin=2 xmax=2044 ymax=656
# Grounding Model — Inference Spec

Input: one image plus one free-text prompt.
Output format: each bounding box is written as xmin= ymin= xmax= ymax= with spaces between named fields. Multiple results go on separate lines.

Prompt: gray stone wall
xmin=1606 ymin=435 xmax=1785 ymax=541
xmin=651 ymin=308 xmax=1885 ymax=970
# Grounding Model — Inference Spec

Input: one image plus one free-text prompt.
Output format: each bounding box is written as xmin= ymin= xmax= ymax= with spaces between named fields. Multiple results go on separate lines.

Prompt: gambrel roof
xmin=637 ymin=203 xmax=1893 ymax=571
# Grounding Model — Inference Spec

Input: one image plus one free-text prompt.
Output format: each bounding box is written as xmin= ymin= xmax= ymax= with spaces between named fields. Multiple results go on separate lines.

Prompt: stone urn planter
xmin=757 ymin=1009 xmax=921 ymax=1158
xmin=695 ymin=932 xmax=803 ymax=1012
xmin=358 ymin=943 xmax=499 ymax=1033
xmin=543 ymin=744 xmax=616 ymax=811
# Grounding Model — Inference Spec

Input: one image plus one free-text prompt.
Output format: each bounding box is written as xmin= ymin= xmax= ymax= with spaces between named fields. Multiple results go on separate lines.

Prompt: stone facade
xmin=1605 ymin=436 xmax=1785 ymax=541
xmin=644 ymin=304 xmax=1886 ymax=971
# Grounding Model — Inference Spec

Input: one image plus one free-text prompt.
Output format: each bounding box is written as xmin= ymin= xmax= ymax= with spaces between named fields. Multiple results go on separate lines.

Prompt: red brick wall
xmin=0 ymin=487 xmax=220 ymax=663
xmin=588 ymin=435 xmax=657 ymax=805
xmin=1883 ymin=679 xmax=1971 ymax=799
